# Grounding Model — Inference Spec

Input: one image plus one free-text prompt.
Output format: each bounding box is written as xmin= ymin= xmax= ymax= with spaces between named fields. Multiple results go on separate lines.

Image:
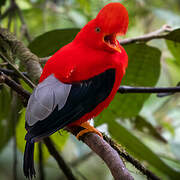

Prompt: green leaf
xmin=16 ymin=109 xmax=69 ymax=163
xmin=164 ymin=157 xmax=180 ymax=171
xmin=166 ymin=40 xmax=180 ymax=65
xmin=108 ymin=117 xmax=180 ymax=179
xmin=118 ymin=44 xmax=161 ymax=117
xmin=160 ymin=155 xmax=180 ymax=173
xmin=134 ymin=116 xmax=166 ymax=143
xmin=96 ymin=44 xmax=161 ymax=127
xmin=20 ymin=79 xmax=33 ymax=93
xmin=166 ymin=58 xmax=180 ymax=84
xmin=166 ymin=29 xmax=180 ymax=43
xmin=166 ymin=28 xmax=180 ymax=65
xmin=28 ymin=28 xmax=80 ymax=57
xmin=98 ymin=44 xmax=161 ymax=120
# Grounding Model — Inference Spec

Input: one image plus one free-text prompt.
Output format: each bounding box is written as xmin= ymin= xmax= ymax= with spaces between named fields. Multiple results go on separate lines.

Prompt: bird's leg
xmin=76 ymin=121 xmax=103 ymax=139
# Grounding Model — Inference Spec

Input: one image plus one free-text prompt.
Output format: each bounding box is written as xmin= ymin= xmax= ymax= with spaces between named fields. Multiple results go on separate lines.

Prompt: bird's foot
xmin=76 ymin=121 xmax=103 ymax=139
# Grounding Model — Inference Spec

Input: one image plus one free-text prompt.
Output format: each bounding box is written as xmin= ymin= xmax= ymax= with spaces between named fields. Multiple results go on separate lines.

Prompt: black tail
xmin=23 ymin=140 xmax=36 ymax=179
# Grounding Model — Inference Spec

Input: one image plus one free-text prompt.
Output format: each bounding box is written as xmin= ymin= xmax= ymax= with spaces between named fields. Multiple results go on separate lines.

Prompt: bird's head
xmin=74 ymin=2 xmax=129 ymax=53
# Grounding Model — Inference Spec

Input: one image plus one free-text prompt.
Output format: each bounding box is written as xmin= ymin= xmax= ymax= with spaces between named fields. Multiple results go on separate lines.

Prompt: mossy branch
xmin=0 ymin=28 xmax=42 ymax=83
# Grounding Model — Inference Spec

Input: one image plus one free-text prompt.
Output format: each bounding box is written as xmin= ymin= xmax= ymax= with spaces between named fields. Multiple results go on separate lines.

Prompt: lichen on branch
xmin=0 ymin=28 xmax=42 ymax=83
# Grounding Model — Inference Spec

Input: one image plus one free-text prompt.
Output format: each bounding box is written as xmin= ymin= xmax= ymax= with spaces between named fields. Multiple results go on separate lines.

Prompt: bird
xmin=23 ymin=2 xmax=129 ymax=179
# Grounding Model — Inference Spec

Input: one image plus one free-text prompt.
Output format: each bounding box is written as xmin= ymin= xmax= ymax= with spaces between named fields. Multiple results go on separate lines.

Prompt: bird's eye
xmin=95 ymin=27 xmax=101 ymax=33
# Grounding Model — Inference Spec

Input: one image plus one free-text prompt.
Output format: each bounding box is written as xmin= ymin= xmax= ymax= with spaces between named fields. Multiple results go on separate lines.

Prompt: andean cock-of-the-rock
xmin=23 ymin=2 xmax=129 ymax=178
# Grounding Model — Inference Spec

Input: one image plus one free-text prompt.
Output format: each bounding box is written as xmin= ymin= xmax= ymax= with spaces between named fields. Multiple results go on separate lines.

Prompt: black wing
xmin=25 ymin=69 xmax=116 ymax=141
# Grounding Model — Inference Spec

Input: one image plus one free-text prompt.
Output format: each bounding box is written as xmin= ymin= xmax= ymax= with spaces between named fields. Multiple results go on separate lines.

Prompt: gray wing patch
xmin=26 ymin=74 xmax=72 ymax=126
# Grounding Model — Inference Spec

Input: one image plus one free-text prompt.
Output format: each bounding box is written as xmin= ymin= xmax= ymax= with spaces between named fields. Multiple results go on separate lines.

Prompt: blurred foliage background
xmin=1 ymin=0 xmax=180 ymax=179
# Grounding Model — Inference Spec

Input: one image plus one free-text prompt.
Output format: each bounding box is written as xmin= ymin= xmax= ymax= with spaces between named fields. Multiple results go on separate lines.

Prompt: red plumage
xmin=39 ymin=2 xmax=129 ymax=126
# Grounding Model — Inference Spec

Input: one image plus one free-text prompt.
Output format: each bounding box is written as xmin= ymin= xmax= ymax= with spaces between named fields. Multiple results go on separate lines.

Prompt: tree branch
xmin=0 ymin=53 xmax=35 ymax=88
xmin=83 ymin=135 xmax=133 ymax=180
xmin=0 ymin=3 xmax=16 ymax=21
xmin=120 ymin=25 xmax=173 ymax=45
xmin=118 ymin=85 xmax=180 ymax=94
xmin=0 ymin=72 xmax=31 ymax=103
xmin=0 ymin=0 xmax=32 ymax=42
xmin=0 ymin=28 xmax=42 ymax=83
xmin=39 ymin=56 xmax=51 ymax=64
xmin=66 ymin=127 xmax=134 ymax=180
xmin=0 ymin=70 xmax=134 ymax=180
xmin=15 ymin=3 xmax=32 ymax=42
xmin=0 ymin=67 xmax=28 ymax=77
xmin=103 ymin=135 xmax=161 ymax=180
xmin=1 ymin=67 xmax=180 ymax=96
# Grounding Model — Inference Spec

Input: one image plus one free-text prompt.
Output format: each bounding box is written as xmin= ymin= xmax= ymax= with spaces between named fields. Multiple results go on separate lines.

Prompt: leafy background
xmin=1 ymin=0 xmax=180 ymax=179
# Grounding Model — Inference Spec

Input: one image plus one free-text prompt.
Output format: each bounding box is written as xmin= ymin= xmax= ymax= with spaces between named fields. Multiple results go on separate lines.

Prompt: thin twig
xmin=11 ymin=0 xmax=32 ymax=42
xmin=38 ymin=142 xmax=45 ymax=180
xmin=0 ymin=72 xmax=31 ymax=103
xmin=0 ymin=53 xmax=35 ymax=88
xmin=43 ymin=137 xmax=77 ymax=180
xmin=8 ymin=12 xmax=13 ymax=30
xmin=0 ymin=5 xmax=16 ymax=20
xmin=0 ymin=62 xmax=8 ymax=66
xmin=0 ymin=0 xmax=31 ymax=42
xmin=0 ymin=67 xmax=17 ymax=76
xmin=16 ymin=5 xmax=32 ymax=42
xmin=118 ymin=85 xmax=180 ymax=94
xmin=2 ymin=66 xmax=180 ymax=96
xmin=71 ymin=151 xmax=94 ymax=167
xmin=39 ymin=56 xmax=51 ymax=64
xmin=13 ymin=9 xmax=17 ymax=36
xmin=0 ymin=7 xmax=12 ymax=20
xmin=0 ymin=67 xmax=28 ymax=77
xmin=120 ymin=25 xmax=173 ymax=45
